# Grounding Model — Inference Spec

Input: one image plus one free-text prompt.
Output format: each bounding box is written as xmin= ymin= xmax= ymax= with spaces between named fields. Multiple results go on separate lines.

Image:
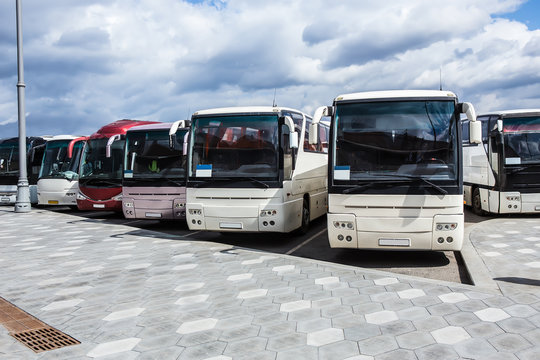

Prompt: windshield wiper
xmin=356 ymin=173 xmax=448 ymax=195
xmin=80 ymin=178 xmax=121 ymax=187
xmin=507 ymin=165 xmax=537 ymax=175
xmin=193 ymin=177 xmax=270 ymax=189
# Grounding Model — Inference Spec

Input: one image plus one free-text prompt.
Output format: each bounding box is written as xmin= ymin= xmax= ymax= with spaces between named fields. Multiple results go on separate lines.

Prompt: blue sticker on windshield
xmin=196 ymin=164 xmax=212 ymax=177
xmin=124 ymin=170 xmax=133 ymax=178
xmin=334 ymin=166 xmax=350 ymax=180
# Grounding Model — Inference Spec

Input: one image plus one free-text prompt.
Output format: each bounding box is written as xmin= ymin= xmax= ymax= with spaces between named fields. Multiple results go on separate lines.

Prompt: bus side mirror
xmin=106 ymin=134 xmax=122 ymax=158
xmin=469 ymin=121 xmax=482 ymax=144
xmin=282 ymin=116 xmax=299 ymax=148
xmin=497 ymin=119 xmax=503 ymax=132
xmin=309 ymin=123 xmax=319 ymax=145
xmin=169 ymin=120 xmax=190 ymax=149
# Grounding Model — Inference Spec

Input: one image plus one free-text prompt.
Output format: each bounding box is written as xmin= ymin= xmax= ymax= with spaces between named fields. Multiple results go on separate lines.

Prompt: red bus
xmin=76 ymin=119 xmax=159 ymax=211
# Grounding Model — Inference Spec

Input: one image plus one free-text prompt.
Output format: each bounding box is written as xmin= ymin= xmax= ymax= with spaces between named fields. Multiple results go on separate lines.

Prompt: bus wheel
xmin=472 ymin=188 xmax=485 ymax=216
xmin=296 ymin=197 xmax=310 ymax=235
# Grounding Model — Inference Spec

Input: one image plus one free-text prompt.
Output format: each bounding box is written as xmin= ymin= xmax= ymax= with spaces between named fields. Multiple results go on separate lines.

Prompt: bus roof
xmin=479 ymin=109 xmax=540 ymax=118
xmin=193 ymin=106 xmax=307 ymax=117
xmin=334 ymin=90 xmax=457 ymax=102
xmin=89 ymin=119 xmax=160 ymax=139
xmin=44 ymin=135 xmax=83 ymax=141
xmin=126 ymin=122 xmax=176 ymax=132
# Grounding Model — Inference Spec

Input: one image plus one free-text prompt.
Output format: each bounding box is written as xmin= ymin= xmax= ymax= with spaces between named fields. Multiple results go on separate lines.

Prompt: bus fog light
xmin=197 ymin=220 xmax=202 ymax=225
xmin=437 ymin=237 xmax=444 ymax=244
xmin=189 ymin=209 xmax=202 ymax=215
xmin=261 ymin=209 xmax=277 ymax=217
xmin=447 ymin=237 xmax=453 ymax=243
xmin=124 ymin=202 xmax=133 ymax=208
xmin=338 ymin=234 xmax=344 ymax=241
xmin=508 ymin=205 xmax=512 ymax=209
xmin=270 ymin=221 xmax=275 ymax=226
xmin=263 ymin=221 xmax=268 ymax=226
xmin=192 ymin=220 xmax=196 ymax=224
xmin=334 ymin=222 xmax=340 ymax=228
xmin=436 ymin=223 xmax=457 ymax=231
xmin=346 ymin=236 xmax=352 ymax=242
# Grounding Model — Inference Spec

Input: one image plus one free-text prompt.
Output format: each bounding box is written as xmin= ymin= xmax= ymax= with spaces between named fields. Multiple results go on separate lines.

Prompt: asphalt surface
xmin=45 ymin=206 xmax=477 ymax=285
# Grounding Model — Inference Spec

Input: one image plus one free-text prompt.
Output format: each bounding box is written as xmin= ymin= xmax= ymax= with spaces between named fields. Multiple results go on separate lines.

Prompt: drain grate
xmin=0 ymin=297 xmax=80 ymax=353
xmin=11 ymin=327 xmax=80 ymax=353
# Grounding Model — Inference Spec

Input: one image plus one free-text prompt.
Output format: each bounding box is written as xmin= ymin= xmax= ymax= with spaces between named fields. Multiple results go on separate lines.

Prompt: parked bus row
xmin=2 ymin=90 xmax=539 ymax=251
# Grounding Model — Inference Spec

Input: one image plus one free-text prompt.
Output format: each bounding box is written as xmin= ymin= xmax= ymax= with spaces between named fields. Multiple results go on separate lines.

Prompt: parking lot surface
xmin=0 ymin=207 xmax=539 ymax=359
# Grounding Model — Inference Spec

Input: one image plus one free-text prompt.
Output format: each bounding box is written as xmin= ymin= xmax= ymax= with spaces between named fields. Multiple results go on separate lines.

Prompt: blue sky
xmin=0 ymin=0 xmax=539 ymax=138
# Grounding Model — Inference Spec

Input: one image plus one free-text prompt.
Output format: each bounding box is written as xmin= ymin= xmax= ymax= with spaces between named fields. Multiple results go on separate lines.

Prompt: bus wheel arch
xmin=295 ymin=194 xmax=310 ymax=235
xmin=472 ymin=187 xmax=485 ymax=216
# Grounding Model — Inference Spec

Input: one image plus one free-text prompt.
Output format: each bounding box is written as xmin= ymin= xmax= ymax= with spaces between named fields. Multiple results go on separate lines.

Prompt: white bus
xmin=186 ymin=106 xmax=329 ymax=234
xmin=462 ymin=109 xmax=540 ymax=215
xmin=310 ymin=90 xmax=481 ymax=250
xmin=37 ymin=135 xmax=85 ymax=207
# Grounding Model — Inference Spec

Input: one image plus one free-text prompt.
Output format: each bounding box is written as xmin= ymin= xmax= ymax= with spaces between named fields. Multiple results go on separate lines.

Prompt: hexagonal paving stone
xmin=431 ymin=326 xmax=471 ymax=345
xmin=306 ymin=328 xmax=344 ymax=346
xmin=397 ymin=288 xmax=426 ymax=299
xmin=454 ymin=338 xmax=497 ymax=359
xmin=177 ymin=318 xmax=218 ymax=334
xmin=474 ymin=307 xmax=511 ymax=322
xmin=396 ymin=331 xmax=435 ymax=349
xmin=357 ymin=335 xmax=398 ymax=356
xmin=373 ymin=277 xmax=399 ymax=286
xmin=365 ymin=310 xmax=398 ymax=325
xmin=488 ymin=333 xmax=533 ymax=353
xmin=280 ymin=300 xmax=312 ymax=312
xmin=438 ymin=292 xmax=468 ymax=303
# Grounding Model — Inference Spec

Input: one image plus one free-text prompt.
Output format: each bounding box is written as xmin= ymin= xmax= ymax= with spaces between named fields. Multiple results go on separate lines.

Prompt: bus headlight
xmin=260 ymin=209 xmax=277 ymax=217
xmin=506 ymin=196 xmax=520 ymax=201
xmin=112 ymin=194 xmax=123 ymax=201
xmin=333 ymin=221 xmax=354 ymax=229
xmin=124 ymin=202 xmax=133 ymax=208
xmin=76 ymin=192 xmax=88 ymax=200
xmin=436 ymin=223 xmax=457 ymax=231
xmin=189 ymin=209 xmax=202 ymax=215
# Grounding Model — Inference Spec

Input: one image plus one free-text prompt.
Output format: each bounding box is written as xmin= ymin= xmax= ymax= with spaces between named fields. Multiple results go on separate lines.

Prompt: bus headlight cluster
xmin=112 ymin=194 xmax=123 ymax=201
xmin=175 ymin=202 xmax=185 ymax=208
xmin=333 ymin=221 xmax=354 ymax=229
xmin=436 ymin=223 xmax=457 ymax=231
xmin=76 ymin=192 xmax=88 ymax=200
xmin=124 ymin=202 xmax=133 ymax=208
xmin=189 ymin=209 xmax=202 ymax=215
xmin=506 ymin=196 xmax=520 ymax=201
xmin=260 ymin=209 xmax=277 ymax=217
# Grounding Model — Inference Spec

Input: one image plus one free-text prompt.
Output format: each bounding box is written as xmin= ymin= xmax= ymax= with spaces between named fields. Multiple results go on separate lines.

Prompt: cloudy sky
xmin=1 ymin=0 xmax=539 ymax=137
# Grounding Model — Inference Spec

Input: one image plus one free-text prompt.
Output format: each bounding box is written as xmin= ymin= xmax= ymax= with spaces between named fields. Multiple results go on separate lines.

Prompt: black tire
xmin=295 ymin=197 xmax=310 ymax=235
xmin=472 ymin=187 xmax=485 ymax=216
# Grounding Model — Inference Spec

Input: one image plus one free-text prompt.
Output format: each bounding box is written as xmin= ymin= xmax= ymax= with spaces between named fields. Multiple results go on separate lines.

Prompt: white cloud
xmin=0 ymin=0 xmax=539 ymax=137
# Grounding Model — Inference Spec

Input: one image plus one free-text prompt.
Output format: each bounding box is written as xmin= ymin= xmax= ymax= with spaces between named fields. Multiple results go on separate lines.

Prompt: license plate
xmin=1 ymin=197 xmax=10 ymax=203
xmin=379 ymin=238 xmax=411 ymax=247
xmin=48 ymin=200 xmax=59 ymax=205
xmin=145 ymin=212 xmax=162 ymax=218
xmin=93 ymin=204 xmax=105 ymax=208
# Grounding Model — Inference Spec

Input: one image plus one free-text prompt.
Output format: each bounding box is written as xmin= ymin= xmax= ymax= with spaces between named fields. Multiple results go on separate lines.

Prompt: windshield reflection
xmin=80 ymin=138 xmax=124 ymax=180
xmin=333 ymin=100 xmax=458 ymax=181
xmin=190 ymin=115 xmax=279 ymax=178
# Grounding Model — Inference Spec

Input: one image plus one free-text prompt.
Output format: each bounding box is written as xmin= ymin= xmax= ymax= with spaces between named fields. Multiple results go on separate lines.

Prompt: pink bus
xmin=122 ymin=120 xmax=190 ymax=220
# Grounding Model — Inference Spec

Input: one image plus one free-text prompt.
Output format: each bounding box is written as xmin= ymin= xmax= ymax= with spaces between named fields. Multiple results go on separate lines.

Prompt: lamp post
xmin=14 ymin=0 xmax=30 ymax=213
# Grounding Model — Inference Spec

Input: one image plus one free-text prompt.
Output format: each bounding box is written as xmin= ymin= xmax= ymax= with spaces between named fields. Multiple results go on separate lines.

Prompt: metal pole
xmin=15 ymin=0 xmax=30 ymax=213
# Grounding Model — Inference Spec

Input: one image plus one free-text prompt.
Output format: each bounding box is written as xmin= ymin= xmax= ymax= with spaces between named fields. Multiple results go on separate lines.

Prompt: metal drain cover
xmin=11 ymin=327 xmax=80 ymax=353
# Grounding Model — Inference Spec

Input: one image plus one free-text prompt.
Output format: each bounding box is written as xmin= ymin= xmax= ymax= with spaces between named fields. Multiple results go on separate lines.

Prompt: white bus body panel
xmin=328 ymin=194 xmax=464 ymax=250
xmin=37 ymin=178 xmax=79 ymax=206
xmin=186 ymin=187 xmax=303 ymax=233
xmin=0 ymin=185 xmax=38 ymax=205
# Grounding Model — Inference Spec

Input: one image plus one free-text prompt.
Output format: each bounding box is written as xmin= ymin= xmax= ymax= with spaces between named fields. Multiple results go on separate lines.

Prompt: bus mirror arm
xmin=169 ymin=119 xmax=190 ymax=150
xmin=497 ymin=119 xmax=503 ymax=132
xmin=106 ymin=134 xmax=122 ymax=158
xmin=67 ymin=136 xmax=88 ymax=158
xmin=309 ymin=123 xmax=318 ymax=145
xmin=183 ymin=132 xmax=189 ymax=155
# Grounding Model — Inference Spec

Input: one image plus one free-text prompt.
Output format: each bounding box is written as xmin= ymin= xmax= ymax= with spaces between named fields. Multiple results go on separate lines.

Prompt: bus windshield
xmin=39 ymin=140 xmax=80 ymax=180
xmin=0 ymin=141 xmax=19 ymax=175
xmin=503 ymin=116 xmax=540 ymax=165
xmin=333 ymin=100 xmax=458 ymax=182
xmin=190 ymin=115 xmax=279 ymax=178
xmin=80 ymin=138 xmax=124 ymax=181
xmin=125 ymin=129 xmax=187 ymax=179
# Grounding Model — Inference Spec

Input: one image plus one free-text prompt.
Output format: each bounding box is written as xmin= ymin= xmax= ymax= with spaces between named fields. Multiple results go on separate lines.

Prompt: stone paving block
xmin=381 ymin=298 xmax=413 ymax=311
xmin=275 ymin=345 xmax=318 ymax=360
xmin=86 ymin=337 xmax=141 ymax=358
xmin=318 ymin=340 xmax=360 ymax=360
xmin=455 ymin=337 xmax=498 ymax=359
xmin=431 ymin=325 xmax=471 ymax=345
xmin=516 ymin=346 xmax=540 ymax=360
xmin=331 ymin=314 xmax=366 ymax=329
xmin=357 ymin=334 xmax=398 ymax=356
xmin=177 ymin=340 xmax=227 ymax=360
xmin=427 ymin=302 xmax=459 ymax=316
xmin=444 ymin=311 xmax=481 ymax=327
xmin=218 ymin=325 xmax=260 ymax=342
xmin=414 ymin=343 xmax=459 ymax=360
xmin=135 ymin=345 xmax=185 ymax=360
xmin=375 ymin=348 xmax=417 ymax=360
xmin=223 ymin=336 xmax=268 ymax=356
xmin=306 ymin=327 xmax=344 ymax=346
xmin=176 ymin=329 xmax=222 ymax=347
xmin=396 ymin=330 xmax=435 ymax=349
xmin=297 ymin=317 xmax=332 ymax=333
xmin=266 ymin=332 xmax=307 ymax=351
xmin=396 ymin=306 xmax=430 ymax=321
xmin=413 ymin=315 xmax=448 ymax=332
xmin=497 ymin=317 xmax=536 ymax=334
xmin=365 ymin=310 xmax=398 ymax=325
xmin=344 ymin=324 xmax=381 ymax=341
xmin=488 ymin=333 xmax=533 ymax=353
xmin=378 ymin=319 xmax=416 ymax=336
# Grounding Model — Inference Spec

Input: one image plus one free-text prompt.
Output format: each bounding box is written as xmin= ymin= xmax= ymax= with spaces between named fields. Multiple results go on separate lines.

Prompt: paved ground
xmin=0 ymin=207 xmax=539 ymax=359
